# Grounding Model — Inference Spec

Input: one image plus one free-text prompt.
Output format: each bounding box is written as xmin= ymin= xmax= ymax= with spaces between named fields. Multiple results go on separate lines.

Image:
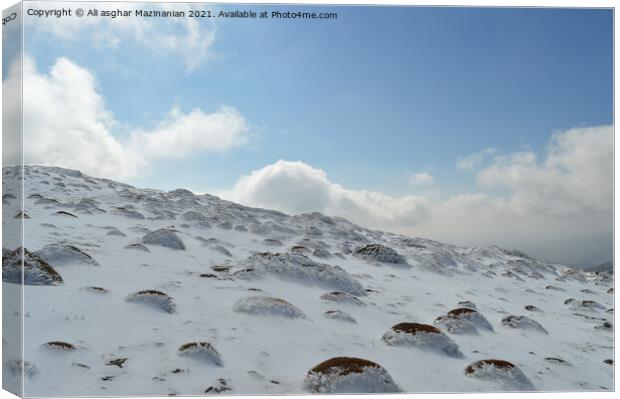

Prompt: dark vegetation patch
xmin=447 ymin=308 xmax=477 ymax=317
xmin=391 ymin=322 xmax=441 ymax=335
xmin=465 ymin=359 xmax=515 ymax=375
xmin=44 ymin=341 xmax=76 ymax=351
xmin=309 ymin=357 xmax=380 ymax=376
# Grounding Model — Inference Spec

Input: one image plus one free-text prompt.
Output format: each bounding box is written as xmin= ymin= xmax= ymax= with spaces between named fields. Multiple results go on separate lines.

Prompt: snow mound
xmin=2 ymin=248 xmax=63 ymax=286
xmin=125 ymin=290 xmax=176 ymax=314
xmin=564 ymin=299 xmax=605 ymax=311
xmin=303 ymin=357 xmax=400 ymax=393
xmin=320 ymin=291 xmax=366 ymax=306
xmin=178 ymin=342 xmax=223 ymax=366
xmin=35 ymin=243 xmax=99 ymax=266
xmin=141 ymin=229 xmax=186 ymax=250
xmin=233 ymin=296 xmax=306 ymax=319
xmin=124 ymin=243 xmax=150 ymax=252
xmin=434 ymin=308 xmax=494 ymax=334
xmin=233 ymin=252 xmax=365 ymax=296
xmin=353 ymin=243 xmax=407 ymax=264
xmin=324 ymin=310 xmax=357 ymax=323
xmin=113 ymin=207 xmax=145 ymax=219
xmin=382 ymin=322 xmax=463 ymax=357
xmin=501 ymin=315 xmax=548 ymax=334
xmin=465 ymin=359 xmax=535 ymax=391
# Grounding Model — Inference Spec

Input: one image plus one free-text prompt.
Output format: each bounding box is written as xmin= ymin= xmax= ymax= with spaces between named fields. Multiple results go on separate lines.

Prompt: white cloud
xmin=5 ymin=56 xmax=249 ymax=180
xmin=220 ymin=125 xmax=612 ymax=266
xmin=224 ymin=160 xmax=430 ymax=229
xmin=130 ymin=106 xmax=249 ymax=159
xmin=26 ymin=2 xmax=216 ymax=71
xmin=457 ymin=147 xmax=498 ymax=170
xmin=409 ymin=172 xmax=435 ymax=186
xmin=476 ymin=125 xmax=613 ymax=215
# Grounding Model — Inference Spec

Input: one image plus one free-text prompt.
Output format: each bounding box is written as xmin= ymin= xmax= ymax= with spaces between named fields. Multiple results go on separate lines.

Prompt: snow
xmin=1 ymin=165 xmax=615 ymax=395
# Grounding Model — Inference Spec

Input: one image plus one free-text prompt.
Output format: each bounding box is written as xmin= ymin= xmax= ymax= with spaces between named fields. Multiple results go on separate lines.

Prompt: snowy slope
xmin=1 ymin=165 xmax=614 ymax=396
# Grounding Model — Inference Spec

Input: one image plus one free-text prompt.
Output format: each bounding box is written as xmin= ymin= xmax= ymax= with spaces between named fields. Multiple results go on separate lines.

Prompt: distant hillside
xmin=582 ymin=262 xmax=613 ymax=273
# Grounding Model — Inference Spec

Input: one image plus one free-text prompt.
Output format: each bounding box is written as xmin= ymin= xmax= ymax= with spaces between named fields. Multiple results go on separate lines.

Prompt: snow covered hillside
xmin=2 ymin=165 xmax=614 ymax=396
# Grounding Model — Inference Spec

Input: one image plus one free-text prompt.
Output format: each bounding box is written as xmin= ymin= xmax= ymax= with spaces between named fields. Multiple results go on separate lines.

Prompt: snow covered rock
xmin=324 ymin=310 xmax=357 ymax=323
xmin=464 ymin=359 xmax=535 ymax=391
xmin=564 ymin=298 xmax=605 ymax=311
xmin=233 ymin=296 xmax=306 ymax=319
xmin=233 ymin=252 xmax=366 ymax=296
xmin=320 ymin=291 xmax=366 ymax=306
xmin=382 ymin=322 xmax=463 ymax=357
xmin=501 ymin=315 xmax=548 ymax=334
xmin=124 ymin=243 xmax=150 ymax=252
xmin=2 ymin=248 xmax=63 ymax=286
xmin=34 ymin=243 xmax=99 ymax=266
xmin=353 ymin=244 xmax=407 ymax=265
xmin=303 ymin=357 xmax=400 ymax=393
xmin=141 ymin=229 xmax=186 ymax=250
xmin=178 ymin=342 xmax=223 ymax=366
xmin=125 ymin=290 xmax=177 ymax=314
xmin=434 ymin=308 xmax=494 ymax=334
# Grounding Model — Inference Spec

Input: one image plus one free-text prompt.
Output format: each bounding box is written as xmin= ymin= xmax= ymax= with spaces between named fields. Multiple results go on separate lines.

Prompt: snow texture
xmin=1 ymin=166 xmax=614 ymax=395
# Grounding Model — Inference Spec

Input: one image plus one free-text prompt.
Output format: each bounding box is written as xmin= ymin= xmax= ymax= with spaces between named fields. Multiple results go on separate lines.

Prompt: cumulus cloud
xmin=476 ymin=125 xmax=613 ymax=215
xmin=26 ymin=2 xmax=215 ymax=71
xmin=457 ymin=147 xmax=498 ymax=170
xmin=409 ymin=172 xmax=435 ymax=186
xmin=224 ymin=160 xmax=430 ymax=229
xmin=4 ymin=56 xmax=249 ymax=180
xmin=130 ymin=106 xmax=249 ymax=159
xmin=221 ymin=125 xmax=612 ymax=266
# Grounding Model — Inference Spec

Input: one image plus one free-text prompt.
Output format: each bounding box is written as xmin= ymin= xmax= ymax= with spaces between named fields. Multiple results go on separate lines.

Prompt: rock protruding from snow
xmin=434 ymin=308 xmax=494 ymax=334
xmin=233 ymin=252 xmax=365 ymax=296
xmin=233 ymin=296 xmax=306 ymax=319
xmin=464 ymin=359 xmax=535 ymax=391
xmin=353 ymin=244 xmax=407 ymax=265
xmin=303 ymin=357 xmax=400 ymax=393
xmin=141 ymin=229 xmax=186 ymax=250
xmin=125 ymin=290 xmax=176 ymax=314
xmin=178 ymin=342 xmax=223 ymax=366
xmin=382 ymin=322 xmax=463 ymax=357
xmin=34 ymin=243 xmax=99 ymax=266
xmin=2 ymin=248 xmax=63 ymax=286
xmin=501 ymin=315 xmax=548 ymax=334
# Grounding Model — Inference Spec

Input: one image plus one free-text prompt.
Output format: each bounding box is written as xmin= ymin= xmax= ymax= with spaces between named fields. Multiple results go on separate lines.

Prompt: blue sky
xmin=24 ymin=5 xmax=612 ymax=195
xmin=11 ymin=3 xmax=614 ymax=265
